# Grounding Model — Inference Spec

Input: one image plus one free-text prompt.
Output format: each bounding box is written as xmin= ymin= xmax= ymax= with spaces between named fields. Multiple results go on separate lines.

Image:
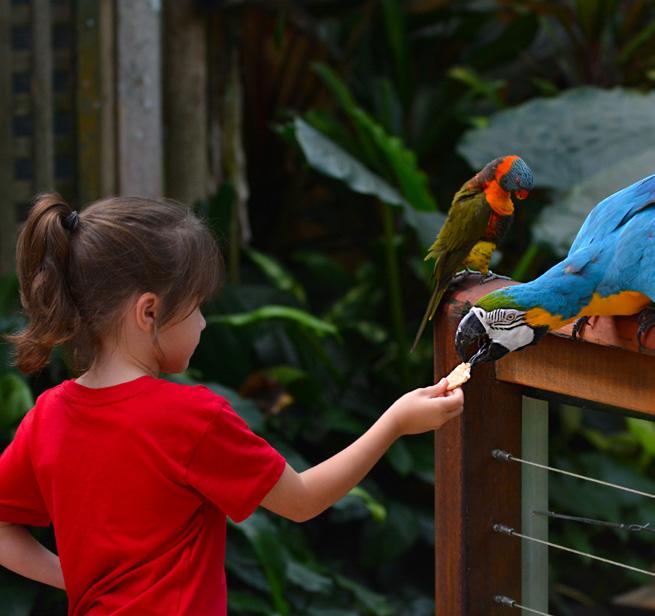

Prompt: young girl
xmin=0 ymin=193 xmax=464 ymax=615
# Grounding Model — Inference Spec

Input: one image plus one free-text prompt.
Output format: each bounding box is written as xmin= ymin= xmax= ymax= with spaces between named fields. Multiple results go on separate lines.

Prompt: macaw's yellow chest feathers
xmin=525 ymin=290 xmax=652 ymax=330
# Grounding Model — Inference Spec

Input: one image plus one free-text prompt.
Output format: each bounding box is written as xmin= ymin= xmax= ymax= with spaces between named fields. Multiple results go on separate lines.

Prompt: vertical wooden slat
xmin=99 ymin=0 xmax=116 ymax=197
xmin=521 ymin=396 xmax=549 ymax=615
xmin=163 ymin=0 xmax=208 ymax=204
xmin=76 ymin=0 xmax=102 ymax=203
xmin=75 ymin=0 xmax=115 ymax=203
xmin=0 ymin=0 xmax=15 ymax=273
xmin=115 ymin=0 xmax=162 ymax=196
xmin=32 ymin=0 xmax=54 ymax=192
xmin=435 ymin=281 xmax=523 ymax=615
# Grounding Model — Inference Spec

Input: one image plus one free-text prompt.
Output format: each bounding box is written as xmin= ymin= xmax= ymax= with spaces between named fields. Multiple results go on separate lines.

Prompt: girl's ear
xmin=134 ymin=292 xmax=160 ymax=333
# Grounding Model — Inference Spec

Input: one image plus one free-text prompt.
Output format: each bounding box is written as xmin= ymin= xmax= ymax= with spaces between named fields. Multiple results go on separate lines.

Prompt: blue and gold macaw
xmin=456 ymin=172 xmax=655 ymax=364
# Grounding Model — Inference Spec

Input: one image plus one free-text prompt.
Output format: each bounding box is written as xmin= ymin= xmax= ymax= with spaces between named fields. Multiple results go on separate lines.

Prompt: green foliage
xmin=0 ymin=374 xmax=33 ymax=431
xmin=291 ymin=112 xmax=444 ymax=250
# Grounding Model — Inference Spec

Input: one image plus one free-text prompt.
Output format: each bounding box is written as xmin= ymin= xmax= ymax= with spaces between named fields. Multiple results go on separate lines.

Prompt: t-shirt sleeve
xmin=0 ymin=412 xmax=50 ymax=527
xmin=185 ymin=400 xmax=286 ymax=523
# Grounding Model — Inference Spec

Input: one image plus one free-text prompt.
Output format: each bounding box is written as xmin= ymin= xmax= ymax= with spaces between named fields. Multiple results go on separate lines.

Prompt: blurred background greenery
xmin=2 ymin=0 xmax=655 ymax=614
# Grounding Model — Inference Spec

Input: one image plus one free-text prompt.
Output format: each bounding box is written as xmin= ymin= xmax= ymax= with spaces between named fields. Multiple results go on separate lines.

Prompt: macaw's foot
xmin=480 ymin=270 xmax=512 ymax=283
xmin=636 ymin=304 xmax=655 ymax=351
xmin=572 ymin=316 xmax=590 ymax=341
xmin=451 ymin=268 xmax=482 ymax=284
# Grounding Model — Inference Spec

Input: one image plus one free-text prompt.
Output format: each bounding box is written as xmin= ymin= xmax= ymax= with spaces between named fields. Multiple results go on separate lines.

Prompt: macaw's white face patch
xmin=472 ymin=306 xmax=535 ymax=352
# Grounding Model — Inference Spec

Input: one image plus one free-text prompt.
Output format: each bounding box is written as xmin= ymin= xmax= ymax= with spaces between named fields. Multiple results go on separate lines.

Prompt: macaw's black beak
xmin=455 ymin=311 xmax=487 ymax=363
xmin=455 ymin=311 xmax=511 ymax=365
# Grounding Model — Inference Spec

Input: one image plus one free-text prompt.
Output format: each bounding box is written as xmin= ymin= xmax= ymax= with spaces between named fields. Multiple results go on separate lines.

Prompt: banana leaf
xmin=293 ymin=117 xmax=444 ymax=248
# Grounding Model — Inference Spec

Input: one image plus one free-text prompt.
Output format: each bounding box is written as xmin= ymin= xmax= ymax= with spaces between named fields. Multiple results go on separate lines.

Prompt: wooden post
xmin=163 ymin=0 xmax=209 ymax=205
xmin=116 ymin=0 xmax=162 ymax=197
xmin=76 ymin=0 xmax=116 ymax=204
xmin=434 ymin=278 xmax=523 ymax=616
xmin=0 ymin=0 xmax=15 ymax=273
xmin=32 ymin=0 xmax=54 ymax=193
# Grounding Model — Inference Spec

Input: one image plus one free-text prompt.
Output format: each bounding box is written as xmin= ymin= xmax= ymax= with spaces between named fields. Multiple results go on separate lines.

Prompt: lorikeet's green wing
xmin=411 ymin=190 xmax=490 ymax=351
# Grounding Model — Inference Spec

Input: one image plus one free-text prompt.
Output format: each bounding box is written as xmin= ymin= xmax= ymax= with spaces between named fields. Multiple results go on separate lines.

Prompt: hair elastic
xmin=63 ymin=211 xmax=80 ymax=232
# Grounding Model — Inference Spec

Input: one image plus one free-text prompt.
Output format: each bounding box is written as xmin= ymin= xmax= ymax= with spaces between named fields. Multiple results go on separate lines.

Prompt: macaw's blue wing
xmin=508 ymin=242 xmax=611 ymax=321
xmin=596 ymin=209 xmax=655 ymax=301
xmin=569 ymin=173 xmax=655 ymax=255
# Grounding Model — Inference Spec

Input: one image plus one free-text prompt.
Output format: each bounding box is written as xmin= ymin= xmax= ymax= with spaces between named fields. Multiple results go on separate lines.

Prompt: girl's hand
xmin=386 ymin=378 xmax=464 ymax=436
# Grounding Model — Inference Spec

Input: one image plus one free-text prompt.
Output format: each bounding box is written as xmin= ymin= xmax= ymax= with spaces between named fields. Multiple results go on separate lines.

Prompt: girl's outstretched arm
xmin=0 ymin=522 xmax=65 ymax=589
xmin=261 ymin=379 xmax=463 ymax=523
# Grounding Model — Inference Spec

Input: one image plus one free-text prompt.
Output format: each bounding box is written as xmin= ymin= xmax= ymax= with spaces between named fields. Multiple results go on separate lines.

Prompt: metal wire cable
xmin=493 ymin=524 xmax=655 ymax=578
xmin=494 ymin=595 xmax=554 ymax=616
xmin=492 ymin=449 xmax=655 ymax=500
xmin=533 ymin=510 xmax=655 ymax=534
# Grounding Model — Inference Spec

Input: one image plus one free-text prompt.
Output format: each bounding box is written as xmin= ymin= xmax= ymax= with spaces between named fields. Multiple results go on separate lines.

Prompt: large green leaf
xmin=459 ymin=87 xmax=655 ymax=190
xmin=458 ymin=87 xmax=655 ymax=255
xmin=294 ymin=116 xmax=407 ymax=207
xmin=237 ymin=512 xmax=289 ymax=615
xmin=293 ymin=117 xmax=445 ymax=248
xmin=532 ymin=149 xmax=655 ymax=254
xmin=245 ymin=248 xmax=307 ymax=305
xmin=314 ymin=64 xmax=438 ymax=213
xmin=207 ymin=305 xmax=338 ymax=338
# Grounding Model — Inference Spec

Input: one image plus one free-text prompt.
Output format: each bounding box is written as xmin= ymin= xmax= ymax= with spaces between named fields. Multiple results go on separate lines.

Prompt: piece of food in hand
xmin=445 ymin=362 xmax=471 ymax=390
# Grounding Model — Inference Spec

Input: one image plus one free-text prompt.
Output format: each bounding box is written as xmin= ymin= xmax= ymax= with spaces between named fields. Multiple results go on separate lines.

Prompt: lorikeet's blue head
xmin=455 ymin=289 xmax=548 ymax=365
xmin=496 ymin=156 xmax=533 ymax=200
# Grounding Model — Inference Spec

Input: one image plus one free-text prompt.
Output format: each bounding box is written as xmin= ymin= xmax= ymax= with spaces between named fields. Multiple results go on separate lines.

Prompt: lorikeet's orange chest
xmin=483 ymin=181 xmax=514 ymax=217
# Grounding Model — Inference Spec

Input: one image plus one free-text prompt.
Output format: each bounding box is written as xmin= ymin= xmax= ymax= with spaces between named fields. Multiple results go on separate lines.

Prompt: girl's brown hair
xmin=10 ymin=193 xmax=222 ymax=374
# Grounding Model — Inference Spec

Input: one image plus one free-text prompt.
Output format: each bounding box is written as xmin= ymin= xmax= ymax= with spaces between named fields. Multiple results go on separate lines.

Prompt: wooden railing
xmin=434 ymin=275 xmax=655 ymax=615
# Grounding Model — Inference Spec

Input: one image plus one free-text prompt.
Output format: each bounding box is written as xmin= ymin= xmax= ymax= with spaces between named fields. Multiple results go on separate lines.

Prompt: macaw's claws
xmin=637 ymin=305 xmax=655 ymax=352
xmin=571 ymin=316 xmax=590 ymax=341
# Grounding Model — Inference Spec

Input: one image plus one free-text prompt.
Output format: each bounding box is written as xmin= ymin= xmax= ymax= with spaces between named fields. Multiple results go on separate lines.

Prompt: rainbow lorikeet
xmin=411 ymin=155 xmax=534 ymax=352
xmin=456 ymin=172 xmax=655 ymax=365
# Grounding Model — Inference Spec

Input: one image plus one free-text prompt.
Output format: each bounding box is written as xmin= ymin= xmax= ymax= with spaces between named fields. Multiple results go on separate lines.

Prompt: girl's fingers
xmin=426 ymin=378 xmax=448 ymax=396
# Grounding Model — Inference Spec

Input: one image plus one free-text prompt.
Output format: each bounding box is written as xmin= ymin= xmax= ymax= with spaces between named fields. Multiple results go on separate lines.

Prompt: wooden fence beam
xmin=495 ymin=333 xmax=655 ymax=416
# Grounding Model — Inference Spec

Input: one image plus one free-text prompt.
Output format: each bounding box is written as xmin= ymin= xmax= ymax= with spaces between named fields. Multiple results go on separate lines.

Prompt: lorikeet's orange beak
xmin=515 ymin=189 xmax=529 ymax=200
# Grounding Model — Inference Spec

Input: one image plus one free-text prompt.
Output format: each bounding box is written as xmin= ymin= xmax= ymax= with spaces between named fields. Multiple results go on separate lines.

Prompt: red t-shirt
xmin=0 ymin=376 xmax=286 ymax=615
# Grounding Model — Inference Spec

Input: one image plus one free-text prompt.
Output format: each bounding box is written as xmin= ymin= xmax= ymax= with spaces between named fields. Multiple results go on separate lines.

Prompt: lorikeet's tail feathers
xmin=410 ymin=284 xmax=448 ymax=353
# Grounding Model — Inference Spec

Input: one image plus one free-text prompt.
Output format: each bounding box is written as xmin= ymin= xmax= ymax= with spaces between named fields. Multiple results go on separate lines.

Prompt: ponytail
xmin=9 ymin=194 xmax=221 ymax=375
xmin=10 ymin=193 xmax=82 ymax=373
